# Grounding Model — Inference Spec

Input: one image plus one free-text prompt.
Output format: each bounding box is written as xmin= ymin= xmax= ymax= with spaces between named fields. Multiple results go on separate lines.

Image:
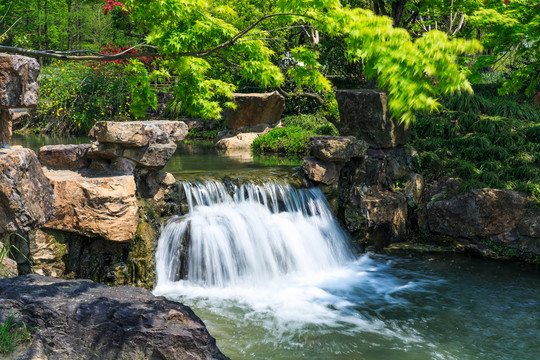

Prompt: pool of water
xmin=9 ymin=135 xmax=303 ymax=176
xmin=156 ymin=253 xmax=539 ymax=360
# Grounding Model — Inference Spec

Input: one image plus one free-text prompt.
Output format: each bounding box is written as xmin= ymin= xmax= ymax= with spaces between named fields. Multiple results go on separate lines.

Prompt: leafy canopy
xmin=121 ymin=0 xmax=481 ymax=124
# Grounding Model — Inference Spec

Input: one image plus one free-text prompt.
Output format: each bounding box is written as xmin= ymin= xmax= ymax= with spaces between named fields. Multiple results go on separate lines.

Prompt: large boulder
xmin=308 ymin=136 xmax=368 ymax=162
xmin=0 ymin=53 xmax=40 ymax=109
xmin=224 ymin=91 xmax=285 ymax=130
xmin=0 ymin=274 xmax=229 ymax=360
xmin=427 ymin=189 xmax=528 ymax=238
xmin=44 ymin=170 xmax=138 ymax=242
xmin=89 ymin=120 xmax=188 ymax=147
xmin=0 ymin=147 xmax=55 ymax=233
xmin=335 ymin=89 xmax=410 ymax=148
xmin=39 ymin=144 xmax=91 ymax=170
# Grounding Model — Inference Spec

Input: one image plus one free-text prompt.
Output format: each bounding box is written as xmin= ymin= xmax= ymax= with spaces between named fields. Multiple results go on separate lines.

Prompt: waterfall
xmin=155 ymin=179 xmax=354 ymax=288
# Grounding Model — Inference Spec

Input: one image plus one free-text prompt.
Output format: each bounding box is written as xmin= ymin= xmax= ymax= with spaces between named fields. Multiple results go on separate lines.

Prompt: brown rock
xmin=225 ymin=92 xmax=285 ymax=130
xmin=89 ymin=120 xmax=188 ymax=147
xmin=215 ymin=132 xmax=260 ymax=150
xmin=38 ymin=144 xmax=91 ymax=170
xmin=303 ymin=157 xmax=342 ymax=185
xmin=427 ymin=189 xmax=528 ymax=238
xmin=28 ymin=229 xmax=66 ymax=278
xmin=0 ymin=109 xmax=11 ymax=145
xmin=0 ymin=148 xmax=55 ymax=233
xmin=344 ymin=190 xmax=407 ymax=249
xmin=44 ymin=170 xmax=138 ymax=242
xmin=0 ymin=53 xmax=40 ymax=108
xmin=111 ymin=157 xmax=136 ymax=173
xmin=384 ymin=146 xmax=416 ymax=181
xmin=308 ymin=136 xmax=368 ymax=162
xmin=335 ymin=89 xmax=410 ymax=148
xmin=145 ymin=171 xmax=177 ymax=201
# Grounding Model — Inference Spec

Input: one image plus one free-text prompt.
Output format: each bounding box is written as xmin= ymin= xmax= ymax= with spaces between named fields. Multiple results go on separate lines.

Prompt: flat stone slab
xmin=309 ymin=136 xmax=368 ymax=162
xmin=88 ymin=142 xmax=177 ymax=170
xmin=39 ymin=144 xmax=91 ymax=170
xmin=89 ymin=120 xmax=188 ymax=147
xmin=0 ymin=53 xmax=40 ymax=108
xmin=0 ymin=147 xmax=55 ymax=233
xmin=0 ymin=274 xmax=228 ymax=360
xmin=44 ymin=170 xmax=138 ymax=242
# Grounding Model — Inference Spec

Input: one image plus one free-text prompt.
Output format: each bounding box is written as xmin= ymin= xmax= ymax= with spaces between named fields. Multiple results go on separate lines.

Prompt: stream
xmin=12 ymin=135 xmax=540 ymax=359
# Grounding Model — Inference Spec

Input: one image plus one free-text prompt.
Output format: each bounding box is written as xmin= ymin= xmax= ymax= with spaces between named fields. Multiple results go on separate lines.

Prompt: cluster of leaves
xmin=113 ymin=0 xmax=481 ymax=124
xmin=252 ymin=113 xmax=338 ymax=155
xmin=412 ymin=86 xmax=540 ymax=200
xmin=36 ymin=61 xmax=132 ymax=135
xmin=469 ymin=0 xmax=539 ymax=97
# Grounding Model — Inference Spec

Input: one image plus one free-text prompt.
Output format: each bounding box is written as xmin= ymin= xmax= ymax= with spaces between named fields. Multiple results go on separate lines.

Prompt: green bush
xmin=412 ymin=94 xmax=540 ymax=200
xmin=252 ymin=126 xmax=312 ymax=155
xmin=36 ymin=61 xmax=132 ymax=135
xmin=252 ymin=113 xmax=339 ymax=155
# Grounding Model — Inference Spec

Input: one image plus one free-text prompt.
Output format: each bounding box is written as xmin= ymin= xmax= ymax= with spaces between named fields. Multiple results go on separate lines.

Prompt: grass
xmin=0 ymin=315 xmax=33 ymax=354
xmin=412 ymin=85 xmax=540 ymax=201
xmin=252 ymin=113 xmax=339 ymax=155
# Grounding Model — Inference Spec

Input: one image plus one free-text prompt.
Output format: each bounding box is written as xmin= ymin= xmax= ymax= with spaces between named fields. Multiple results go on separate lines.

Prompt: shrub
xmin=36 ymin=61 xmax=132 ymax=135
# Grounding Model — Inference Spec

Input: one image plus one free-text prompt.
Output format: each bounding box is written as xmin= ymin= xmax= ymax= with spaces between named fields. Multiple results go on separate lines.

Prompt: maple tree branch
xmin=0 ymin=12 xmax=316 ymax=61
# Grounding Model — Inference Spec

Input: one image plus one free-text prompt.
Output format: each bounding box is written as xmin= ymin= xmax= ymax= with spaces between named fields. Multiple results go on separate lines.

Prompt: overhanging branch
xmin=0 ymin=12 xmax=317 ymax=61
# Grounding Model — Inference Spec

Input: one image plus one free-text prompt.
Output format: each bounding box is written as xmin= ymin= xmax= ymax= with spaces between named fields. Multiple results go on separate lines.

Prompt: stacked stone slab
xmin=87 ymin=120 xmax=188 ymax=172
xmin=303 ymin=89 xmax=421 ymax=250
xmin=215 ymin=91 xmax=285 ymax=150
xmin=0 ymin=54 xmax=55 ymax=257
xmin=0 ymin=53 xmax=40 ymax=145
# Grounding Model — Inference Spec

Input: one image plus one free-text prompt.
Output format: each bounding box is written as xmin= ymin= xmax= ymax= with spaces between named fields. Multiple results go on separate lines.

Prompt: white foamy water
xmin=153 ymin=180 xmax=429 ymax=340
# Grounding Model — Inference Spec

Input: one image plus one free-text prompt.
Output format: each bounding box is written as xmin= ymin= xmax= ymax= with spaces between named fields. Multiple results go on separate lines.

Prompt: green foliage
xmin=281 ymin=113 xmax=339 ymax=136
xmin=412 ymin=89 xmax=540 ymax=200
xmin=252 ymin=126 xmax=312 ymax=155
xmin=252 ymin=112 xmax=339 ymax=155
xmin=115 ymin=0 xmax=481 ymax=124
xmin=0 ymin=315 xmax=33 ymax=354
xmin=469 ymin=0 xmax=539 ymax=97
xmin=37 ymin=62 xmax=132 ymax=135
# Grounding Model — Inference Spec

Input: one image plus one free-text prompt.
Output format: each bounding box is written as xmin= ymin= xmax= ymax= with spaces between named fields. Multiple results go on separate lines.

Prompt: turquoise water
xmin=12 ymin=134 xmax=540 ymax=360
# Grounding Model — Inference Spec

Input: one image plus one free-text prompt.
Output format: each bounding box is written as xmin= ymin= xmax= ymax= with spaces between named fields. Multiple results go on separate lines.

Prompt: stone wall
xmin=303 ymin=89 xmax=540 ymax=262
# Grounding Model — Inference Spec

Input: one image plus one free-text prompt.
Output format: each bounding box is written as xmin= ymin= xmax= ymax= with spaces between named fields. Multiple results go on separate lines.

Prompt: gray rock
xmin=38 ymin=144 xmax=91 ymax=170
xmin=335 ymin=89 xmax=410 ymax=148
xmin=0 ymin=53 xmax=40 ymax=108
xmin=0 ymin=274 xmax=229 ymax=360
xmin=88 ymin=142 xmax=177 ymax=170
xmin=308 ymin=136 xmax=368 ymax=162
xmin=0 ymin=147 xmax=55 ymax=233
xmin=427 ymin=189 xmax=528 ymax=238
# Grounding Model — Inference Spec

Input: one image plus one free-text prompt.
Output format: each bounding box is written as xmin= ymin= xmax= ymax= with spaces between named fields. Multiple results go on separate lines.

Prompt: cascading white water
xmin=155 ymin=180 xmax=354 ymax=288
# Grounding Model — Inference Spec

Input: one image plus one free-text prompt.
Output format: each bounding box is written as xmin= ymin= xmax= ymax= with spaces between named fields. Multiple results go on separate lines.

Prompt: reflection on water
xmin=9 ymin=135 xmax=303 ymax=175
